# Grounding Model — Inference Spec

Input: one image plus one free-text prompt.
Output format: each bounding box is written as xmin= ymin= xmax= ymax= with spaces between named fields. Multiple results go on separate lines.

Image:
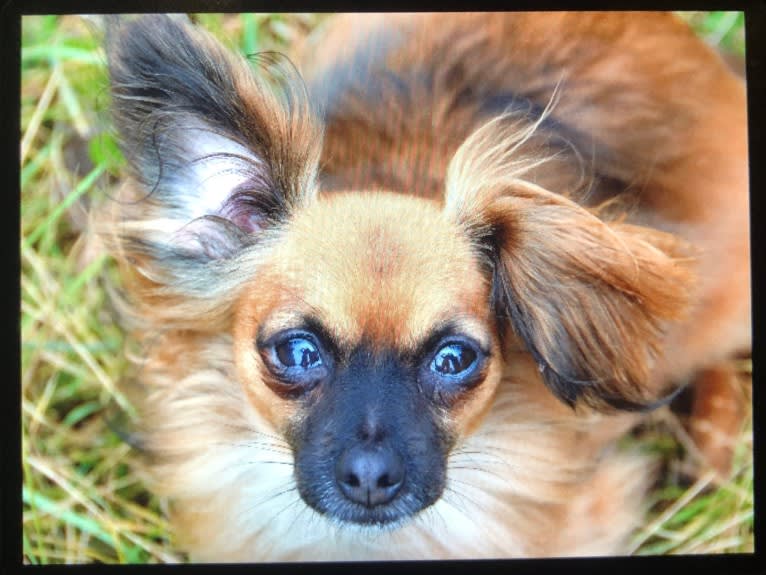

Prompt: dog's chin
xmin=323 ymin=500 xmax=417 ymax=528
xmin=301 ymin=490 xmax=432 ymax=529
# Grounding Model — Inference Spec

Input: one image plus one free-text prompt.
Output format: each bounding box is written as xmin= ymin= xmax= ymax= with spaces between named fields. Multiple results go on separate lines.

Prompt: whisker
xmin=225 ymin=459 xmax=294 ymax=469
xmin=235 ymin=484 xmax=299 ymax=523
xmin=438 ymin=487 xmax=497 ymax=542
xmin=272 ymin=492 xmax=308 ymax=529
xmin=217 ymin=422 xmax=288 ymax=443
xmin=212 ymin=441 xmax=293 ymax=456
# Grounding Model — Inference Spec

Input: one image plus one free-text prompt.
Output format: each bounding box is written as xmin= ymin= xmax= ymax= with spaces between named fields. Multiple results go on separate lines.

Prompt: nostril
xmin=344 ymin=473 xmax=360 ymax=488
xmin=377 ymin=473 xmax=396 ymax=489
xmin=336 ymin=445 xmax=405 ymax=507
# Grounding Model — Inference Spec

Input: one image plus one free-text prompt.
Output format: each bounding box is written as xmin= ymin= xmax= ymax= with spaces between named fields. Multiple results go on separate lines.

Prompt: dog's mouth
xmin=319 ymin=494 xmax=419 ymax=527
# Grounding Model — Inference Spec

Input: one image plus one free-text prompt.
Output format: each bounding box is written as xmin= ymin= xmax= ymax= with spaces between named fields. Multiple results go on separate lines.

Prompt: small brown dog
xmin=101 ymin=12 xmax=750 ymax=560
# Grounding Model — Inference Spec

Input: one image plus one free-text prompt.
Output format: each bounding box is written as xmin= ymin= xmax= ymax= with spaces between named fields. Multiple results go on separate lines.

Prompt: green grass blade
xmin=242 ymin=13 xmax=260 ymax=55
xmin=62 ymin=401 xmax=102 ymax=427
xmin=23 ymin=163 xmax=106 ymax=248
xmin=22 ymin=44 xmax=103 ymax=65
xmin=20 ymin=145 xmax=52 ymax=189
xmin=23 ymin=487 xmax=116 ymax=548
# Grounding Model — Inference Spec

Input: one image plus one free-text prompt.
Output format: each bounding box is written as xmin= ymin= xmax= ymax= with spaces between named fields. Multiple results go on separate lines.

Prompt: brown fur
xmin=100 ymin=12 xmax=749 ymax=560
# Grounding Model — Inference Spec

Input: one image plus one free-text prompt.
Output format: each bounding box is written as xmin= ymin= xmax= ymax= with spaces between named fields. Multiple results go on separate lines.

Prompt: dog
xmin=100 ymin=12 xmax=750 ymax=561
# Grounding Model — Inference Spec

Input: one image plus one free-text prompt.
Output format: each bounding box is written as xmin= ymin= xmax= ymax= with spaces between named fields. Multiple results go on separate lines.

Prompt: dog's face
xmin=234 ymin=192 xmax=500 ymax=524
xmin=104 ymin=14 xmax=694 ymax=538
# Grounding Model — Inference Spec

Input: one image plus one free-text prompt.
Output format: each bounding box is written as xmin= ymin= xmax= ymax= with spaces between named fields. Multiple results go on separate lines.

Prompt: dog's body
xmin=102 ymin=13 xmax=749 ymax=560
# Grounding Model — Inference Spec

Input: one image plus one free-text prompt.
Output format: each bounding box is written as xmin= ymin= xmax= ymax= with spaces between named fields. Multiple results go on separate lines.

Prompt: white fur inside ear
xmin=135 ymin=124 xmax=269 ymax=257
xmin=165 ymin=125 xmax=264 ymax=223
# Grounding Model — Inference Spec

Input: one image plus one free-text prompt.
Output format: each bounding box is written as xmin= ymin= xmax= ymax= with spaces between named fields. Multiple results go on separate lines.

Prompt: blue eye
xmin=431 ymin=343 xmax=478 ymax=376
xmin=261 ymin=331 xmax=329 ymax=394
xmin=275 ymin=337 xmax=323 ymax=370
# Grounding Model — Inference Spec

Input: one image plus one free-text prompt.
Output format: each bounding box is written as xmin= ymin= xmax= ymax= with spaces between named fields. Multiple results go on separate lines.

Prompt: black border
xmin=5 ymin=0 xmax=764 ymax=573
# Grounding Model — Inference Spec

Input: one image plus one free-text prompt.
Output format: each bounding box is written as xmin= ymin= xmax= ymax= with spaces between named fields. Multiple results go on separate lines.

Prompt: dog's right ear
xmin=104 ymin=15 xmax=322 ymax=262
xmin=444 ymin=114 xmax=695 ymax=412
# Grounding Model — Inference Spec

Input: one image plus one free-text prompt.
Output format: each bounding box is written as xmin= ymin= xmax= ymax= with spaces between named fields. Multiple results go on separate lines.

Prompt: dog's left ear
xmin=100 ymin=15 xmax=323 ymax=325
xmin=444 ymin=115 xmax=695 ymax=411
xmin=104 ymin=15 xmax=322 ymax=261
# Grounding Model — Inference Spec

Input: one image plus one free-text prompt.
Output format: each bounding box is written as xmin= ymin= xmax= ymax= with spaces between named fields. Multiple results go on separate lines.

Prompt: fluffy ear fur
xmin=104 ymin=15 xmax=322 ymax=263
xmin=444 ymin=113 xmax=695 ymax=411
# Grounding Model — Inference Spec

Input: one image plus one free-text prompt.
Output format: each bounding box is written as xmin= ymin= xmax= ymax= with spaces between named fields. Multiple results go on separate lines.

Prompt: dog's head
xmin=105 ymin=15 xmax=692 ymax=528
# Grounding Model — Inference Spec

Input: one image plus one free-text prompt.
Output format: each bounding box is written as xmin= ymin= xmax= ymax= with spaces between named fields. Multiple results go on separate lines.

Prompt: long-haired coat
xmin=100 ymin=12 xmax=750 ymax=560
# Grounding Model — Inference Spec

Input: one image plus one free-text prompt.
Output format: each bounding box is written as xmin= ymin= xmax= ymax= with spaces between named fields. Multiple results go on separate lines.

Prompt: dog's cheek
xmin=232 ymin=278 xmax=301 ymax=429
xmin=448 ymin=350 xmax=504 ymax=438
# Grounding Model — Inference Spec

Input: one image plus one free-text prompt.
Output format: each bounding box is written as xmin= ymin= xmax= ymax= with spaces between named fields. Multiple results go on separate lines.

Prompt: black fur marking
xmin=291 ymin=344 xmax=451 ymax=525
xmin=305 ymin=24 xmax=406 ymax=122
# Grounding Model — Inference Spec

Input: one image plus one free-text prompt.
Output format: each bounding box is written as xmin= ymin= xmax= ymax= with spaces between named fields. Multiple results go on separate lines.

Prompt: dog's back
xmin=302 ymin=13 xmax=744 ymax=207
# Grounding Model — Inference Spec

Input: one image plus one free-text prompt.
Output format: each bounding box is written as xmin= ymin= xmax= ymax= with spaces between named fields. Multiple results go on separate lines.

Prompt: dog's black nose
xmin=336 ymin=444 xmax=405 ymax=507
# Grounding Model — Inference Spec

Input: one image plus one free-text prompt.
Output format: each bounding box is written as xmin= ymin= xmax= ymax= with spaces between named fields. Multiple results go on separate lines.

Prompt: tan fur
xmin=231 ymin=193 xmax=500 ymax=436
xmin=138 ymin=344 xmax=647 ymax=561
xmin=103 ymin=12 xmax=749 ymax=561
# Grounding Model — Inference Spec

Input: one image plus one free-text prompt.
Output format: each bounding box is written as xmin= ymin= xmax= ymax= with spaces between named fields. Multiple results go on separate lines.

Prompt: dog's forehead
xmin=269 ymin=191 xmax=490 ymax=347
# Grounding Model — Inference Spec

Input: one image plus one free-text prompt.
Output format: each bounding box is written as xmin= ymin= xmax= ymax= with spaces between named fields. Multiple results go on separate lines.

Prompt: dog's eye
xmin=431 ymin=343 xmax=478 ymax=376
xmin=420 ymin=337 xmax=486 ymax=402
xmin=276 ymin=337 xmax=323 ymax=369
xmin=261 ymin=331 xmax=330 ymax=393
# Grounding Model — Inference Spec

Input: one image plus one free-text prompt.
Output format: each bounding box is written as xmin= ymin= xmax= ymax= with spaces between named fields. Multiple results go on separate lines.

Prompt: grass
xmin=627 ymin=378 xmax=753 ymax=555
xmin=20 ymin=12 xmax=752 ymax=564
